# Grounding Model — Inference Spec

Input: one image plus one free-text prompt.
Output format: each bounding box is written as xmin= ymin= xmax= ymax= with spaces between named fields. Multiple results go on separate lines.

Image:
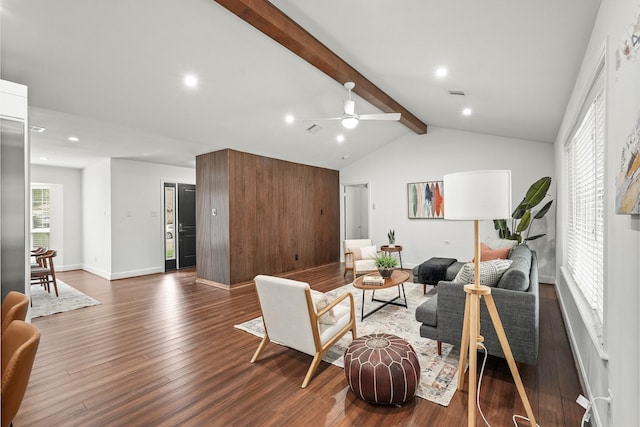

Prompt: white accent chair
xmin=251 ymin=275 xmax=357 ymax=388
xmin=343 ymin=239 xmax=379 ymax=278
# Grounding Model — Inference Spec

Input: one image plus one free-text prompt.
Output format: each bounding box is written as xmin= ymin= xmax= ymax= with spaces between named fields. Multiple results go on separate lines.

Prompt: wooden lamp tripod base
xmin=457 ymin=220 xmax=537 ymax=427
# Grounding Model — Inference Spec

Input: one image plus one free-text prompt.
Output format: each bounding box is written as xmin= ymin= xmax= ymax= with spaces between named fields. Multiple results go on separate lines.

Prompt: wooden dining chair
xmin=31 ymin=249 xmax=58 ymax=297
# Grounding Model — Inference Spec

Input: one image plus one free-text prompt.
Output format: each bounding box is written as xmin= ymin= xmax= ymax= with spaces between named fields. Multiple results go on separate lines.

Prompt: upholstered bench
xmin=344 ymin=333 xmax=420 ymax=405
xmin=412 ymin=257 xmax=464 ymax=293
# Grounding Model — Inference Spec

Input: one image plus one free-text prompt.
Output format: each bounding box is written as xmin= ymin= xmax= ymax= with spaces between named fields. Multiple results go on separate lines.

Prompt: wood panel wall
xmin=196 ymin=149 xmax=339 ymax=286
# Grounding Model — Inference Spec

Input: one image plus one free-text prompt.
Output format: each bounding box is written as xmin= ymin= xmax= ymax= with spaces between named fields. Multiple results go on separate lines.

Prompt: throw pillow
xmin=453 ymin=259 xmax=513 ymax=287
xmin=484 ymin=236 xmax=518 ymax=250
xmin=361 ymin=245 xmax=377 ymax=260
xmin=480 ymin=243 xmax=511 ymax=261
xmin=351 ymin=245 xmax=377 ymax=260
xmin=310 ymin=290 xmax=337 ymax=324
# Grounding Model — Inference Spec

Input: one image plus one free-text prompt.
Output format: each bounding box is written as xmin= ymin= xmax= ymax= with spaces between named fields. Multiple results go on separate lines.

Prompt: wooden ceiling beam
xmin=213 ymin=0 xmax=427 ymax=135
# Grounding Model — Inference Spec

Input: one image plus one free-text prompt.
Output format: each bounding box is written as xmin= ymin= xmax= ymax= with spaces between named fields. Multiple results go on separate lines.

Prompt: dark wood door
xmin=178 ymin=184 xmax=196 ymax=268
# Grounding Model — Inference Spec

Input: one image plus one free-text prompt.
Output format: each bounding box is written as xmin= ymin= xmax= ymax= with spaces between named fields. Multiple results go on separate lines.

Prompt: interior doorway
xmin=344 ymin=183 xmax=370 ymax=240
xmin=164 ymin=182 xmax=196 ymax=271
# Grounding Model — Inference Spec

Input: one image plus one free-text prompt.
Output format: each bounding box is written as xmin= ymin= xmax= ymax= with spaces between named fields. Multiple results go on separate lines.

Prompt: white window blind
xmin=566 ymin=79 xmax=605 ymax=329
xmin=31 ymin=187 xmax=51 ymax=249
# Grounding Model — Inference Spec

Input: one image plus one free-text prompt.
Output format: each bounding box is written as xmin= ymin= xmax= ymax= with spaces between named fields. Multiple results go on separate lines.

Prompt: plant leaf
xmin=525 ymin=234 xmax=546 ymax=241
xmin=516 ymin=210 xmax=531 ymax=232
xmin=523 ymin=177 xmax=551 ymax=209
xmin=511 ymin=199 xmax=529 ymax=219
xmin=493 ymin=219 xmax=507 ymax=230
xmin=534 ymin=200 xmax=553 ymax=219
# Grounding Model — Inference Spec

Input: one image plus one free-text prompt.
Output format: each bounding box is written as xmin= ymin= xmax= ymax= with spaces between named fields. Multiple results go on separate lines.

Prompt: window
xmin=31 ymin=186 xmax=50 ymax=249
xmin=565 ymin=70 xmax=605 ymax=335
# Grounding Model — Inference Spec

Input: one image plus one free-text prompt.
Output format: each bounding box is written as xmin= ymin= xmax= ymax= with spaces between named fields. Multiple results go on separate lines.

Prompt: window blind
xmin=31 ymin=187 xmax=51 ymax=249
xmin=566 ymin=83 xmax=605 ymax=329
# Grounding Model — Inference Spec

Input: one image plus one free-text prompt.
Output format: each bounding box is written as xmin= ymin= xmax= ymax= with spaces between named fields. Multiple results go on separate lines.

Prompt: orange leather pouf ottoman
xmin=344 ymin=333 xmax=420 ymax=405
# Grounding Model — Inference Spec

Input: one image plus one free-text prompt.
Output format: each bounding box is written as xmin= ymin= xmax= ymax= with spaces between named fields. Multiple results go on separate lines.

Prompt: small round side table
xmin=380 ymin=245 xmax=403 ymax=270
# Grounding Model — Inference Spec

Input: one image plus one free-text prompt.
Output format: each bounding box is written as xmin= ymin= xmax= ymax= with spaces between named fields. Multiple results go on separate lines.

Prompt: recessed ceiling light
xmin=68 ymin=136 xmax=79 ymax=141
xmin=336 ymin=134 xmax=345 ymax=143
xmin=285 ymin=114 xmax=295 ymax=124
xmin=39 ymin=157 xmax=48 ymax=161
xmin=183 ymin=74 xmax=198 ymax=88
xmin=436 ymin=67 xmax=448 ymax=78
xmin=29 ymin=125 xmax=46 ymax=133
xmin=462 ymin=108 xmax=472 ymax=116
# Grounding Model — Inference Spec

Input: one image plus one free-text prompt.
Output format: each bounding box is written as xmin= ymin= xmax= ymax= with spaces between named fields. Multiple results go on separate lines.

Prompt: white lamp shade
xmin=443 ymin=170 xmax=512 ymax=220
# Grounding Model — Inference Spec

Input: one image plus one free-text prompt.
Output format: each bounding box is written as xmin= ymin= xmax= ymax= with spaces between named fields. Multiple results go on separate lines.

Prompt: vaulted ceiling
xmin=1 ymin=0 xmax=601 ymax=170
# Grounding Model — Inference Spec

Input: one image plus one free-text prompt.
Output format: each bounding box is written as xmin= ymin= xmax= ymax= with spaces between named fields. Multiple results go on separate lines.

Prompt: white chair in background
xmin=343 ymin=239 xmax=379 ymax=278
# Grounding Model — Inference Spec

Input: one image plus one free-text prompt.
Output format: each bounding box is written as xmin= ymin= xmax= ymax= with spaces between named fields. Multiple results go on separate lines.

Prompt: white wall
xmin=82 ymin=159 xmax=112 ymax=278
xmin=554 ymin=1 xmax=640 ymax=426
xmin=109 ymin=159 xmax=194 ymax=279
xmin=340 ymin=126 xmax=556 ymax=282
xmin=31 ymin=165 xmax=83 ymax=270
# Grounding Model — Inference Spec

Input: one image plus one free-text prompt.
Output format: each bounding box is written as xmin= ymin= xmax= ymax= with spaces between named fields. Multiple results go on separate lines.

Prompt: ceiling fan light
xmin=341 ymin=117 xmax=358 ymax=129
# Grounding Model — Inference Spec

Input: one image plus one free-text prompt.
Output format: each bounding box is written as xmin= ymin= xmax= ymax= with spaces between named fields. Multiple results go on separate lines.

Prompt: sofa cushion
xmin=453 ymin=259 xmax=513 ymax=287
xmin=415 ymin=294 xmax=438 ymax=326
xmin=497 ymin=244 xmax=532 ymax=291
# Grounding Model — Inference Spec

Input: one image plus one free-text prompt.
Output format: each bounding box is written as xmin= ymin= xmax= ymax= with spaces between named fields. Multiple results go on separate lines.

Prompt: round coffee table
xmin=344 ymin=333 xmax=420 ymax=405
xmin=353 ymin=270 xmax=410 ymax=320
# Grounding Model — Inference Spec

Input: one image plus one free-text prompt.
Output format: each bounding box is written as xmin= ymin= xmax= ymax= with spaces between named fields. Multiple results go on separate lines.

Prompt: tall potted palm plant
xmin=493 ymin=176 xmax=553 ymax=244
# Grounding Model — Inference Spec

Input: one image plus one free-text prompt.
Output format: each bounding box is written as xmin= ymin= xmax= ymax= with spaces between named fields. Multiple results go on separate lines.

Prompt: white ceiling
xmin=1 ymin=0 xmax=601 ymax=170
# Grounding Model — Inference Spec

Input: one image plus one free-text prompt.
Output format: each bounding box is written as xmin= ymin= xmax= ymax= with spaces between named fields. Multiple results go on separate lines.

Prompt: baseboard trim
xmin=81 ymin=265 xmax=111 ymax=280
xmin=195 ymin=277 xmax=254 ymax=290
xmin=110 ymin=267 xmax=163 ymax=280
xmin=80 ymin=265 xmax=165 ymax=280
xmin=59 ymin=264 xmax=83 ymax=272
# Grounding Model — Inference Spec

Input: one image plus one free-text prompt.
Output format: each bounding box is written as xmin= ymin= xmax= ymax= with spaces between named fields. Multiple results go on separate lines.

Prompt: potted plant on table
xmin=375 ymin=254 xmax=398 ymax=278
xmin=387 ymin=229 xmax=396 ymax=248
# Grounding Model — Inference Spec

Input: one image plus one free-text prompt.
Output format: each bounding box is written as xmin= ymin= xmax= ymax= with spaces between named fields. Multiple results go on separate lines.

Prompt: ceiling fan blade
xmin=303 ymin=117 xmax=342 ymax=121
xmin=358 ymin=113 xmax=401 ymax=121
xmin=344 ymin=99 xmax=355 ymax=115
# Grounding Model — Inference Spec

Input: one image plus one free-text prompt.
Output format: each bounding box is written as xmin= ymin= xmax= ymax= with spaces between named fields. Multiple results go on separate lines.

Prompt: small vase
xmin=388 ymin=243 xmax=395 ymax=248
xmin=378 ymin=268 xmax=393 ymax=278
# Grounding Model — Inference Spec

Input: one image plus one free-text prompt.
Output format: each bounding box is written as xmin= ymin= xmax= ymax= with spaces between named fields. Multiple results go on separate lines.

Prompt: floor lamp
xmin=443 ymin=170 xmax=537 ymax=427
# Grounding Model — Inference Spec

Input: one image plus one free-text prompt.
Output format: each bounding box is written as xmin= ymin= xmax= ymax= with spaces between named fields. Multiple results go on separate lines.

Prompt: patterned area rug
xmin=30 ymin=280 xmax=101 ymax=318
xmin=234 ymin=281 xmax=461 ymax=406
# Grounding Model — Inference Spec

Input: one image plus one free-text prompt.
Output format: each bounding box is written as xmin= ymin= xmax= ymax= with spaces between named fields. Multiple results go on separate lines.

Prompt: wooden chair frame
xmin=30 ymin=250 xmax=58 ymax=297
xmin=251 ymin=287 xmax=357 ymax=388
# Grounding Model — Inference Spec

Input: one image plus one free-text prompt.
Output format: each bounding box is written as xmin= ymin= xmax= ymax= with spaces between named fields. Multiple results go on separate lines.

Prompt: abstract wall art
xmin=614 ymin=3 xmax=640 ymax=214
xmin=407 ymin=181 xmax=444 ymax=219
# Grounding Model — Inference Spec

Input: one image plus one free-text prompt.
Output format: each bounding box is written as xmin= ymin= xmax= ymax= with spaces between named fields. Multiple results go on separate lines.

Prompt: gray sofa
xmin=415 ymin=245 xmax=539 ymax=364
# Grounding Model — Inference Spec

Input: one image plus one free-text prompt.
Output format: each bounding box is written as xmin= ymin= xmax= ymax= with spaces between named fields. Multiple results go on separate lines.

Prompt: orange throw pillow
xmin=480 ymin=242 xmax=511 ymax=260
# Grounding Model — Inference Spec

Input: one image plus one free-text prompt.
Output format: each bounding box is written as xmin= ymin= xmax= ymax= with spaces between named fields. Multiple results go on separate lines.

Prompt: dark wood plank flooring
xmin=15 ymin=264 xmax=584 ymax=426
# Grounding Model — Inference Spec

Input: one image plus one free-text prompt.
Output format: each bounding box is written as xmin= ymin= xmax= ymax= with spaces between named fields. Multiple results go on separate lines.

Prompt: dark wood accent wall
xmin=196 ymin=149 xmax=339 ymax=286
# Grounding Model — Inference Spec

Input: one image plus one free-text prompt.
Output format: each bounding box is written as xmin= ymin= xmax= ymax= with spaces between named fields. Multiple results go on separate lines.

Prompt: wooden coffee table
xmin=353 ymin=270 xmax=410 ymax=321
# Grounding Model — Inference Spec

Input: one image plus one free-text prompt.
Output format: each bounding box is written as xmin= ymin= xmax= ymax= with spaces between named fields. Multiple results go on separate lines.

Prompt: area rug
xmin=234 ymin=281 xmax=461 ymax=406
xmin=30 ymin=280 xmax=101 ymax=318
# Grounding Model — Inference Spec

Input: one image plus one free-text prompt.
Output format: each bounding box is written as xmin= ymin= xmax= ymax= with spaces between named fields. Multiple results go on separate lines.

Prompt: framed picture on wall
xmin=407 ymin=181 xmax=444 ymax=219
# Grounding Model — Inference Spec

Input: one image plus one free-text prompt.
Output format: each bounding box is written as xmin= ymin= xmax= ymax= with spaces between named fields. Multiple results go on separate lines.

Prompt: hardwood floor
xmin=16 ymin=264 xmax=584 ymax=426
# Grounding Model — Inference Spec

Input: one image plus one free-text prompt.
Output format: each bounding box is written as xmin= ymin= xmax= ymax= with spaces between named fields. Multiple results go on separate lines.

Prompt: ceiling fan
xmin=309 ymin=82 xmax=401 ymax=129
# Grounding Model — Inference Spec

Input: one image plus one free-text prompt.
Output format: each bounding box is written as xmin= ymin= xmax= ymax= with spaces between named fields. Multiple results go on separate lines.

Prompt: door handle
xmin=179 ymin=223 xmax=183 ymax=232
